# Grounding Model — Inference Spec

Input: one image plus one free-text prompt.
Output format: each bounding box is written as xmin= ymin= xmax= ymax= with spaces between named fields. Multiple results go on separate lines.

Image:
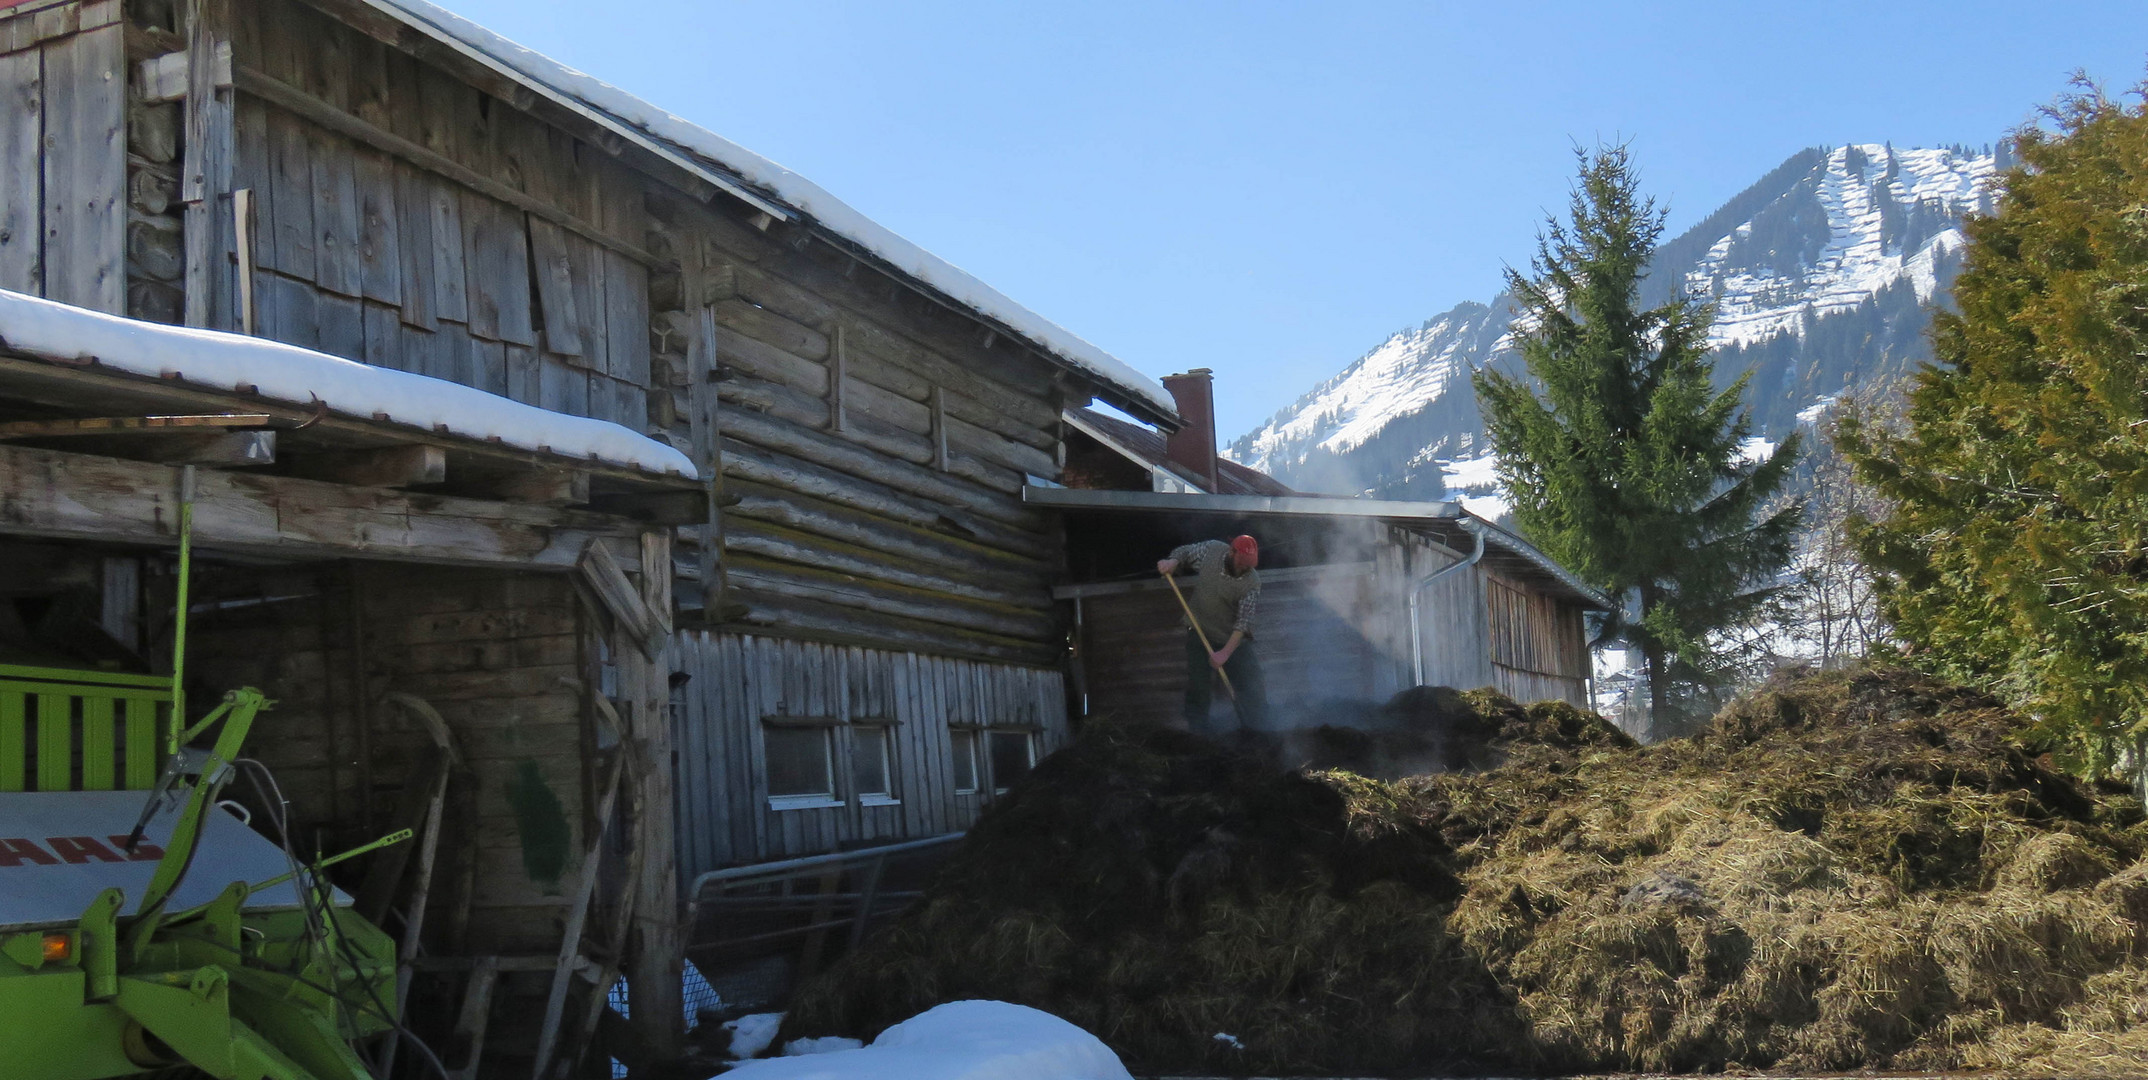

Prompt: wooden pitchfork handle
xmin=1162 ymin=570 xmax=1237 ymax=702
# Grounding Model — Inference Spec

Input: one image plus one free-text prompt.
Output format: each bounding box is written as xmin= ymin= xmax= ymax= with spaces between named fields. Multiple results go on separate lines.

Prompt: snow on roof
xmin=0 ymin=290 xmax=699 ymax=479
xmin=374 ymin=0 xmax=1177 ymax=424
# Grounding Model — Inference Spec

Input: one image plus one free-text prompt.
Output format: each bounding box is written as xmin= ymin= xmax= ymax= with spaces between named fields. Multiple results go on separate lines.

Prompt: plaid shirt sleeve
xmin=1168 ymin=541 xmax=1222 ymax=571
xmin=1233 ymin=576 xmax=1260 ymax=635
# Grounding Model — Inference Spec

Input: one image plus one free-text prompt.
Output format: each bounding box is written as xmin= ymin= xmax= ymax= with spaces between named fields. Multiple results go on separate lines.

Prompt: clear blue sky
xmin=437 ymin=0 xmax=2145 ymax=438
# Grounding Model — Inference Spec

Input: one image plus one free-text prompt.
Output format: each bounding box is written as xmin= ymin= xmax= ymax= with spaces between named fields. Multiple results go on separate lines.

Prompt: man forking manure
xmin=1157 ymin=534 xmax=1268 ymax=733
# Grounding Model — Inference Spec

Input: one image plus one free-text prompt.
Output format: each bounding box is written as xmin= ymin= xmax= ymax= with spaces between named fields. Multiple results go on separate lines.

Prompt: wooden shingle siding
xmin=673 ymin=631 xmax=1067 ymax=876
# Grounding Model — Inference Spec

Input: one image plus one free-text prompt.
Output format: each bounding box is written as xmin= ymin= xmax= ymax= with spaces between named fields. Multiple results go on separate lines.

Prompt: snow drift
xmin=719 ymin=1001 xmax=1131 ymax=1080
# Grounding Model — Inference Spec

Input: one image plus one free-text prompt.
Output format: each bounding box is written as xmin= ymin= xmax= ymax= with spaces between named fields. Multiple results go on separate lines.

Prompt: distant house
xmin=1039 ymin=369 xmax=1610 ymax=729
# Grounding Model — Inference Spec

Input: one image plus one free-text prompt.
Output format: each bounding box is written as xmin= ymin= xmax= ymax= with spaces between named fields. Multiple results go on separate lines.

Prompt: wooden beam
xmin=230 ymin=65 xmax=660 ymax=268
xmin=577 ymin=539 xmax=659 ymax=657
xmin=136 ymin=51 xmax=189 ymax=104
xmin=465 ymin=466 xmax=589 ymax=506
xmin=0 ymin=413 xmax=273 ymax=437
xmin=584 ymin=488 xmax=709 ymax=526
xmin=132 ymin=429 xmax=276 ymax=466
xmin=0 ymin=442 xmax=642 ymax=570
xmin=288 ymin=443 xmax=447 ymax=488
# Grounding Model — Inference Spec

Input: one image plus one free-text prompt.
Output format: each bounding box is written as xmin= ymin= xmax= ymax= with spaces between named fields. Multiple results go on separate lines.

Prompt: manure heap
xmin=786 ymin=669 xmax=2148 ymax=1077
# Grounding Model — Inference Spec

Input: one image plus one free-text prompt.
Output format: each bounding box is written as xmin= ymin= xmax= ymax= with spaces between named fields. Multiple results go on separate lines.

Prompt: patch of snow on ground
xmin=0 ymin=290 xmax=698 ymax=478
xmin=722 ymin=1013 xmax=785 ymax=1061
xmin=781 ymin=1036 xmax=865 ymax=1056
xmin=1440 ymin=453 xmax=1502 ymax=492
xmin=1737 ymin=437 xmax=1778 ymax=464
xmin=1695 ymin=145 xmax=1994 ymax=350
xmin=1796 ymin=395 xmax=1840 ymax=425
xmin=1438 ymin=452 xmax=1511 ymax=521
xmin=717 ymin=1000 xmax=1133 ymax=1080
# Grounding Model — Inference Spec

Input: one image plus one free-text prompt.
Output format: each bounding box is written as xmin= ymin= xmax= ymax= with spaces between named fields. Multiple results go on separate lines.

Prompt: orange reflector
xmin=40 ymin=932 xmax=69 ymax=963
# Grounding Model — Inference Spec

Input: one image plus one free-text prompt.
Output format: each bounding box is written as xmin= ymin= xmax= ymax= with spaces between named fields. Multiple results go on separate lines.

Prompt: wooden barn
xmin=1044 ymin=369 xmax=1611 ymax=728
xmin=0 ymin=0 xmax=1182 ymax=1070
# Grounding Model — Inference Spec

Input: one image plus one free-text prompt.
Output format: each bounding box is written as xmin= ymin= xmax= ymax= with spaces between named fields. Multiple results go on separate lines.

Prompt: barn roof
xmin=1063 ymin=407 xmax=1295 ymax=497
xmin=365 ymin=0 xmax=1178 ymax=427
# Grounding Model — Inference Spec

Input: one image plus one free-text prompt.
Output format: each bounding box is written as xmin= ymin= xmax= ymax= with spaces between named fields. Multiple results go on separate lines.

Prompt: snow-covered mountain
xmin=1228 ymin=143 xmax=2002 ymax=511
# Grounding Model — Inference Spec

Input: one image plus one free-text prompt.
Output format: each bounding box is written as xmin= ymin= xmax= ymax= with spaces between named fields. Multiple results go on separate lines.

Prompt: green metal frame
xmin=0 ymin=665 xmax=175 ymax=793
xmin=0 ymin=688 xmax=402 ymax=1080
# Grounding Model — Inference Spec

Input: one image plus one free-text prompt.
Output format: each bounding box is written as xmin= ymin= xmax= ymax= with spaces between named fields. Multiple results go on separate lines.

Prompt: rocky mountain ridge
xmin=1228 ymin=143 xmax=2003 ymax=512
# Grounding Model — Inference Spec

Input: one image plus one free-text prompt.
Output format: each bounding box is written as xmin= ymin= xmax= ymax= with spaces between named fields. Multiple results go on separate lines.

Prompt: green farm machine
xmin=0 ymin=487 xmax=411 ymax=1079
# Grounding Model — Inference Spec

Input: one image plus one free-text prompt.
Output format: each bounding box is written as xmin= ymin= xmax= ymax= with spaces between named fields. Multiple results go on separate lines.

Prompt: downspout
xmin=1409 ymin=521 xmax=1486 ymax=687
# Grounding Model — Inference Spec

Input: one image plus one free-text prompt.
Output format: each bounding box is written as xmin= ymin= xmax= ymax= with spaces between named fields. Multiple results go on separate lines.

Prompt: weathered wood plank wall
xmin=214 ymin=0 xmax=655 ymax=427
xmin=672 ymin=631 xmax=1066 ymax=878
xmin=188 ymin=563 xmax=594 ymax=956
xmin=1485 ymin=567 xmax=1590 ymax=707
xmin=0 ymin=0 xmax=127 ymax=313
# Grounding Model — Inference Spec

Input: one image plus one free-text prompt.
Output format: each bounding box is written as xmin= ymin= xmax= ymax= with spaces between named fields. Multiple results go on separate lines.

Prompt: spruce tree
xmin=1475 ymin=146 xmax=1803 ymax=734
xmin=1840 ymin=84 xmax=2148 ymax=777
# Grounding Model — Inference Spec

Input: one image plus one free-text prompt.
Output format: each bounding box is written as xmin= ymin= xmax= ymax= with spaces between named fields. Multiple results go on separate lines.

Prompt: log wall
xmin=658 ymin=196 xmax=1082 ymax=662
xmin=672 ymin=631 xmax=1067 ymax=878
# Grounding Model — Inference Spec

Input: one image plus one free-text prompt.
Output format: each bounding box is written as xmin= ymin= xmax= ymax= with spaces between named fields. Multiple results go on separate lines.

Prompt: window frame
xmin=986 ymin=728 xmax=1037 ymax=797
xmin=850 ymin=719 xmax=900 ymax=807
xmin=949 ymin=727 xmax=981 ymax=796
xmin=761 ymin=716 xmax=844 ymax=811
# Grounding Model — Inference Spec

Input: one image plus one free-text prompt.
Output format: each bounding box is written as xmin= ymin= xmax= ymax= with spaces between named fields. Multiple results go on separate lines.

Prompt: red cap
xmin=1231 ymin=535 xmax=1258 ymax=565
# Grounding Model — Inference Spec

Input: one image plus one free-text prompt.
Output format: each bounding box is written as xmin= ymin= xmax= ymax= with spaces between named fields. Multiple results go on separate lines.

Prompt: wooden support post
xmin=827 ymin=320 xmax=847 ymax=433
xmin=446 ymin=956 xmax=501 ymax=1080
xmin=530 ymin=757 xmax=623 ymax=1080
xmin=234 ymin=186 xmax=256 ymax=333
xmin=930 ymin=385 xmax=949 ymax=473
xmin=179 ymin=0 xmax=234 ymax=330
xmin=624 ymin=528 xmax=684 ymax=1065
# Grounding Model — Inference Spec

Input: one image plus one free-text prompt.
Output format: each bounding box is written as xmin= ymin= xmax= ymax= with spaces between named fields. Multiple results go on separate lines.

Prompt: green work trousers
xmin=1184 ymin=629 xmax=1269 ymax=734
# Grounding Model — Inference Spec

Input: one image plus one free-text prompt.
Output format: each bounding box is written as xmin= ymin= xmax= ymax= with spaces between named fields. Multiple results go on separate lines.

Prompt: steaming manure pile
xmin=784 ymin=668 xmax=2148 ymax=1076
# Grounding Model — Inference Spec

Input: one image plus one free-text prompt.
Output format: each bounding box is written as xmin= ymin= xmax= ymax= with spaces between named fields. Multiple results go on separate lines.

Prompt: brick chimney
xmin=1162 ymin=368 xmax=1219 ymax=493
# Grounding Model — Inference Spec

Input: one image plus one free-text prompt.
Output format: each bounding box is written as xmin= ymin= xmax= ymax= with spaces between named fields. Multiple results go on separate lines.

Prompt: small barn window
xmin=852 ymin=722 xmax=897 ymax=805
xmin=987 ymin=730 xmax=1035 ymax=796
xmin=763 ymin=718 xmax=840 ymax=810
xmin=950 ymin=729 xmax=980 ymax=794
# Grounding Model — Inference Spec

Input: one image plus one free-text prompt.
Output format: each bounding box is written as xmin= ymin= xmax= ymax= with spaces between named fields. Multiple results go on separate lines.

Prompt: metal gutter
xmin=1022 ymin=485 xmax=1464 ymax=521
xmin=1410 ymin=520 xmax=1485 ymax=686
